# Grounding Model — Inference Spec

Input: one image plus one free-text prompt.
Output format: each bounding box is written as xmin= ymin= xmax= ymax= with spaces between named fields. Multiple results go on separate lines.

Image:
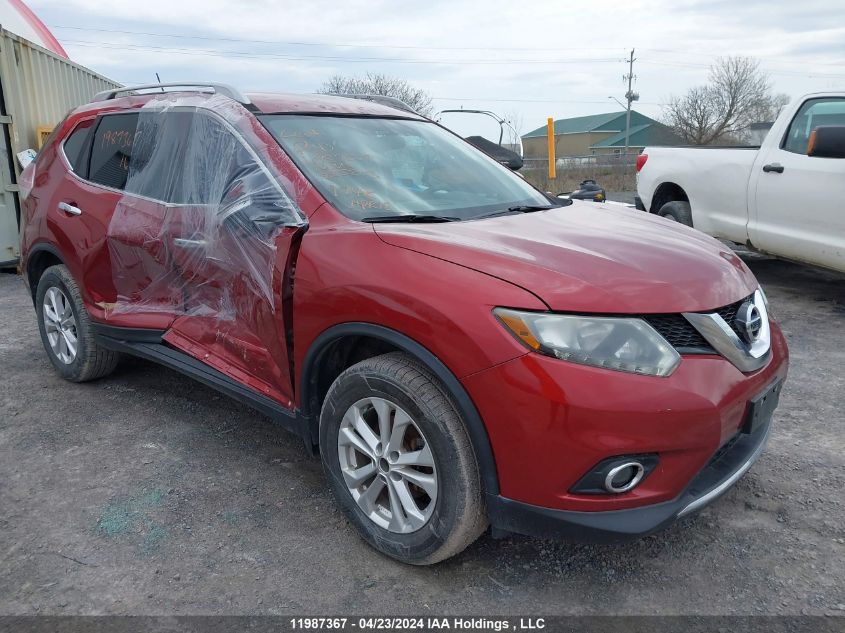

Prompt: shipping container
xmin=0 ymin=28 xmax=120 ymax=267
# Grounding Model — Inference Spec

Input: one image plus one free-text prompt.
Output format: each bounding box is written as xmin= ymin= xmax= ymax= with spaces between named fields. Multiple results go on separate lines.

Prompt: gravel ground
xmin=1 ymin=257 xmax=844 ymax=616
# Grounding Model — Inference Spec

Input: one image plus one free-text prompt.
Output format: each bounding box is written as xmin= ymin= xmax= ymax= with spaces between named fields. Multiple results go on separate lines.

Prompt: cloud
xmin=30 ymin=0 xmax=845 ymax=136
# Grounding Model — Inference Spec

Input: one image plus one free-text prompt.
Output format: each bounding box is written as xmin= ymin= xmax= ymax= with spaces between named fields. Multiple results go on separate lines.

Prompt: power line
xmin=51 ymin=25 xmax=845 ymax=72
xmin=60 ymin=38 xmax=845 ymax=78
xmin=638 ymin=59 xmax=845 ymax=79
xmin=102 ymin=82 xmax=666 ymax=105
xmin=50 ymin=25 xmax=626 ymax=53
xmin=432 ymin=97 xmax=664 ymax=105
xmin=61 ymin=39 xmax=620 ymax=65
xmin=102 ymin=84 xmax=664 ymax=105
xmin=641 ymin=47 xmax=845 ymax=69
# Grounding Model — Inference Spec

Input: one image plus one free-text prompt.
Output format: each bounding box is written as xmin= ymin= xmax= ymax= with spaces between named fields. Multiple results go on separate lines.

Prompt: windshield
xmin=260 ymin=115 xmax=557 ymax=221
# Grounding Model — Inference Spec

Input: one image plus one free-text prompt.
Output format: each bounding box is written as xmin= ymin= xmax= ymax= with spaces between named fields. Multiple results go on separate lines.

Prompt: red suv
xmin=19 ymin=83 xmax=788 ymax=564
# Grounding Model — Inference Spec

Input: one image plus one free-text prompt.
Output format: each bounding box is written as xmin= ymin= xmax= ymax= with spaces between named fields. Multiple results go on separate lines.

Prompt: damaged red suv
xmin=19 ymin=83 xmax=788 ymax=564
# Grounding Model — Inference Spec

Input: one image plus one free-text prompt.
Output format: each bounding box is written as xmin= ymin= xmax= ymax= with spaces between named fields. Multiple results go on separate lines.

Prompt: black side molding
xmin=93 ymin=327 xmax=308 ymax=441
xmin=91 ymin=323 xmax=165 ymax=344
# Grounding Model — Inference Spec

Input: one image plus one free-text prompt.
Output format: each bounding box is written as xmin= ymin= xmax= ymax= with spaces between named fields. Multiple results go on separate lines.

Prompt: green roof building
xmin=522 ymin=111 xmax=683 ymax=159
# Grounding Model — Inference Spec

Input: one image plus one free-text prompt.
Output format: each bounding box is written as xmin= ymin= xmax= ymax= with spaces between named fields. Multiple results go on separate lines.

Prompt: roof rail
xmin=91 ymin=82 xmax=252 ymax=106
xmin=333 ymin=94 xmax=419 ymax=115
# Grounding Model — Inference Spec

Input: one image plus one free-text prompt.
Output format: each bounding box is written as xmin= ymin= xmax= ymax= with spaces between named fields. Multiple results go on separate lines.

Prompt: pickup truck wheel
xmin=658 ymin=200 xmax=693 ymax=227
xmin=36 ymin=265 xmax=120 ymax=382
xmin=319 ymin=352 xmax=487 ymax=565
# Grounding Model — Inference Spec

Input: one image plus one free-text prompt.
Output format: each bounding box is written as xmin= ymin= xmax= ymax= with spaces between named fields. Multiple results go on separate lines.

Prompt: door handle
xmin=762 ymin=163 xmax=784 ymax=173
xmin=173 ymin=238 xmax=207 ymax=249
xmin=58 ymin=202 xmax=82 ymax=216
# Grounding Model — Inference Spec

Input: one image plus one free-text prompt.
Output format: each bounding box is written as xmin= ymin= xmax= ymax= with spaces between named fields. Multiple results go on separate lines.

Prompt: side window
xmin=177 ymin=112 xmax=299 ymax=225
xmin=89 ymin=113 xmax=139 ymax=190
xmin=125 ymin=110 xmax=191 ymax=202
xmin=175 ymin=112 xmax=241 ymax=205
xmin=783 ymin=98 xmax=845 ymax=155
xmin=62 ymin=120 xmax=94 ymax=175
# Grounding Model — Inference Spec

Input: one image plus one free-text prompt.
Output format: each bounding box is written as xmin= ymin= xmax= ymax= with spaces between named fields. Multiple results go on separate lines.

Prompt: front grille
xmin=643 ymin=314 xmax=712 ymax=352
xmin=643 ymin=294 xmax=753 ymax=355
xmin=715 ymin=297 xmax=748 ymax=339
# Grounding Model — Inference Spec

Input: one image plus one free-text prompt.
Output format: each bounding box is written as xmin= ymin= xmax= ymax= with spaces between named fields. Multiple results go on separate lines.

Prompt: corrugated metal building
xmin=0 ymin=28 xmax=119 ymax=266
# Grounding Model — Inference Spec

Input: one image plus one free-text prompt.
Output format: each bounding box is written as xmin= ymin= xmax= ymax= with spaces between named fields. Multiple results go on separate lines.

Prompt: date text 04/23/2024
xmin=289 ymin=617 xmax=547 ymax=630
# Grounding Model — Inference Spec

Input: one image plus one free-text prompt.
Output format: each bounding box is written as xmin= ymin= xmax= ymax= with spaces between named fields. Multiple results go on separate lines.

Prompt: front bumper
xmin=462 ymin=322 xmax=788 ymax=512
xmin=486 ymin=415 xmax=772 ymax=542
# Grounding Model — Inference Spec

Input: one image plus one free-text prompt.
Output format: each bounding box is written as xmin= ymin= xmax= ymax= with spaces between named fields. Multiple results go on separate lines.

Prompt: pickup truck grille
xmin=643 ymin=295 xmax=751 ymax=354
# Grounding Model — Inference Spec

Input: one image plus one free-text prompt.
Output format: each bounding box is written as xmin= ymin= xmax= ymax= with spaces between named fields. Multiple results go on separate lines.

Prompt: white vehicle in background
xmin=636 ymin=92 xmax=845 ymax=273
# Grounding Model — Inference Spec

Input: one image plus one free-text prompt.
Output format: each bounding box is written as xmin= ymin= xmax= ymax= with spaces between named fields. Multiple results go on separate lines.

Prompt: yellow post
xmin=546 ymin=117 xmax=556 ymax=180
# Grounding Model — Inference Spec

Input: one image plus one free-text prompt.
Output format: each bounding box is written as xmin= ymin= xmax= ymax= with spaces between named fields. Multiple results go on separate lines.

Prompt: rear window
xmin=89 ymin=113 xmax=139 ymax=190
xmin=124 ymin=110 xmax=190 ymax=203
xmin=62 ymin=120 xmax=93 ymax=175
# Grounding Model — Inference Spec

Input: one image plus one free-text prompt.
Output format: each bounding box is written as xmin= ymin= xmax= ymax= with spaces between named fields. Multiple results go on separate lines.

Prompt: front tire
xmin=35 ymin=265 xmax=120 ymax=382
xmin=657 ymin=200 xmax=693 ymax=227
xmin=319 ymin=352 xmax=487 ymax=565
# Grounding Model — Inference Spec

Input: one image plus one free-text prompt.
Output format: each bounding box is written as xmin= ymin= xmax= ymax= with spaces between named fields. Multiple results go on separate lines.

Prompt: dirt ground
xmin=1 ymin=257 xmax=844 ymax=616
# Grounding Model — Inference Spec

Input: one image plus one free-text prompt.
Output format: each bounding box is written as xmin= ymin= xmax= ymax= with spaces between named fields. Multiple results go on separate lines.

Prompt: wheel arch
xmin=650 ymin=182 xmax=689 ymax=214
xmin=25 ymin=243 xmax=66 ymax=304
xmin=300 ymin=322 xmax=500 ymax=496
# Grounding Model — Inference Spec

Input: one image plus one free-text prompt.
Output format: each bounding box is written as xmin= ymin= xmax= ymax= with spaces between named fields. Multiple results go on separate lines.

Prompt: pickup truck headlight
xmin=494 ymin=308 xmax=681 ymax=377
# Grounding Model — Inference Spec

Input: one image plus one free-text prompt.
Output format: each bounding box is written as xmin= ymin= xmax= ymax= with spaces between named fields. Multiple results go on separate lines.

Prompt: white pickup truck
xmin=636 ymin=92 xmax=845 ymax=272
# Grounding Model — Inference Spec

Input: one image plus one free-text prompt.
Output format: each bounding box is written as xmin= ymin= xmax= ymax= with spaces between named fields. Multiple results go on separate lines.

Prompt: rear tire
xmin=36 ymin=265 xmax=120 ymax=382
xmin=319 ymin=352 xmax=487 ymax=565
xmin=657 ymin=200 xmax=693 ymax=227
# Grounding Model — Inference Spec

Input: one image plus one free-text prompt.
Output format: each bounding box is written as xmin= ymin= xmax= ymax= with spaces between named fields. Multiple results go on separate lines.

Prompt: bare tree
xmin=665 ymin=86 xmax=721 ymax=145
xmin=663 ymin=57 xmax=776 ymax=145
xmin=317 ymin=73 xmax=433 ymax=116
xmin=503 ymin=109 xmax=524 ymax=149
xmin=751 ymin=92 xmax=792 ymax=123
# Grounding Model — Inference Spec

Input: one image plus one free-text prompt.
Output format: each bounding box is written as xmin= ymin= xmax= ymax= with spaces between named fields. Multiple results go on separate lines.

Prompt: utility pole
xmin=623 ymin=48 xmax=638 ymax=165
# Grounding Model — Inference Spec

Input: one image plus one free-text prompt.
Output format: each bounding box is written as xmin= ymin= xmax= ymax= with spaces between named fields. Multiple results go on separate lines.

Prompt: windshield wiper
xmin=474 ymin=204 xmax=557 ymax=220
xmin=362 ymin=214 xmax=460 ymax=223
xmin=507 ymin=204 xmax=557 ymax=212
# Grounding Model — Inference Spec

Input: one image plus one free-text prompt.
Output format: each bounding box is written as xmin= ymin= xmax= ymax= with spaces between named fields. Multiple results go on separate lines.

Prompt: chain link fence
xmin=520 ymin=153 xmax=639 ymax=194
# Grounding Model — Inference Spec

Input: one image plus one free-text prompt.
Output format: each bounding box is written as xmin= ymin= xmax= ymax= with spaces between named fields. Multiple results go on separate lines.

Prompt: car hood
xmin=373 ymin=201 xmax=758 ymax=313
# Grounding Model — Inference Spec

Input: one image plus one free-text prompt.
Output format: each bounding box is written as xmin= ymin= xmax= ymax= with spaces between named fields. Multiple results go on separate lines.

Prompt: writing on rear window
xmin=89 ymin=113 xmax=139 ymax=190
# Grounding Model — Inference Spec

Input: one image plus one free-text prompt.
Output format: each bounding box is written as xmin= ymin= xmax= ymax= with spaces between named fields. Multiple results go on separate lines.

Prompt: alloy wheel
xmin=43 ymin=286 xmax=78 ymax=364
xmin=337 ymin=397 xmax=438 ymax=533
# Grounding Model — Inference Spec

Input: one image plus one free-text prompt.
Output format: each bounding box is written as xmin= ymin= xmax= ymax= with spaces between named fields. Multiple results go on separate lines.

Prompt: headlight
xmin=494 ymin=308 xmax=681 ymax=377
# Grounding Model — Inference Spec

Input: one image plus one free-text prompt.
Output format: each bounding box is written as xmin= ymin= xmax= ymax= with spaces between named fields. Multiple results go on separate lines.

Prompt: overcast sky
xmin=29 ymin=0 xmax=845 ymax=139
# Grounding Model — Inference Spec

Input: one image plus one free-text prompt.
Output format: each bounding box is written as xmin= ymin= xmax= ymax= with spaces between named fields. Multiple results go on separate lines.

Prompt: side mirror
xmin=807 ymin=126 xmax=845 ymax=158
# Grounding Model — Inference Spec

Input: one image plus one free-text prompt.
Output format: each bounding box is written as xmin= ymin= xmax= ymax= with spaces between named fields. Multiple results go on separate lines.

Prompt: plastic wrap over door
xmin=162 ymin=110 xmax=302 ymax=407
xmin=101 ymin=111 xmax=184 ymax=324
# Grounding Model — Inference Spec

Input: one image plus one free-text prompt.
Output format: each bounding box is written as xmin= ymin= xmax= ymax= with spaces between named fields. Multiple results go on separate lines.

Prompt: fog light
xmin=569 ymin=454 xmax=658 ymax=495
xmin=604 ymin=461 xmax=645 ymax=493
